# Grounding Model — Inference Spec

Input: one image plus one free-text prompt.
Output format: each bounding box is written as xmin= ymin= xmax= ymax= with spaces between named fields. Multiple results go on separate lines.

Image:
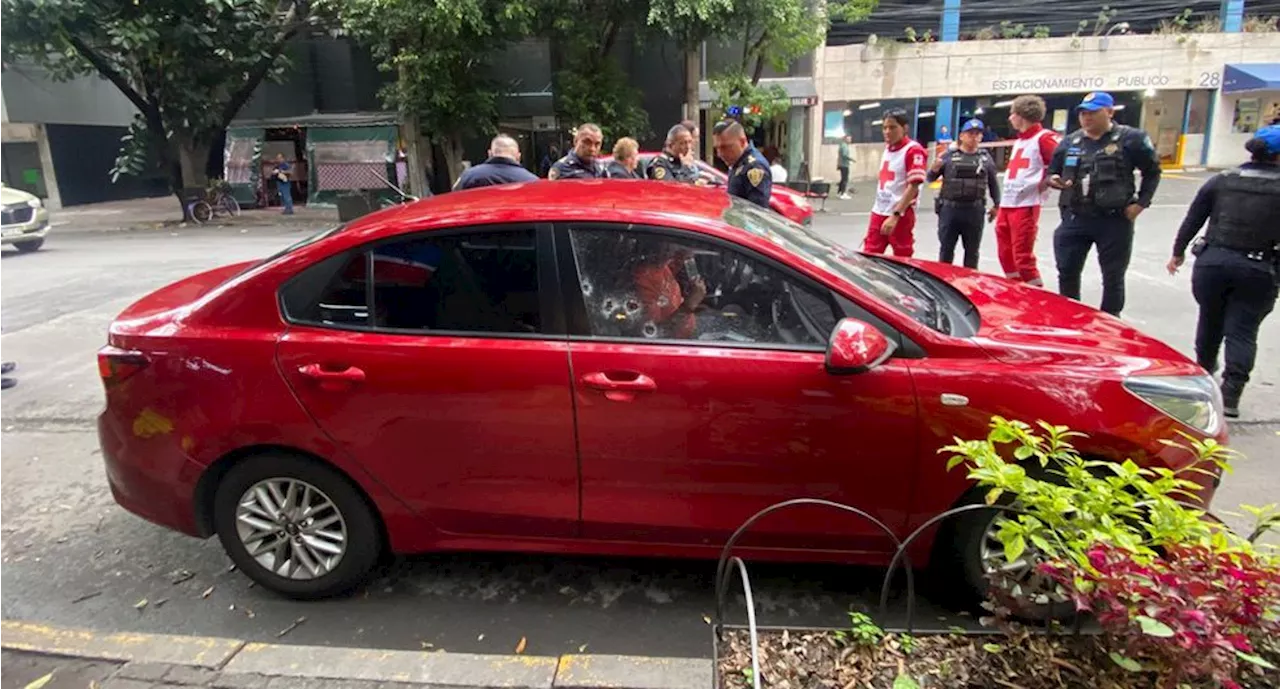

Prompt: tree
xmin=647 ymin=0 xmax=733 ymax=124
xmin=328 ymin=0 xmax=536 ymax=190
xmin=725 ymin=0 xmax=876 ymax=86
xmin=541 ymin=0 xmax=652 ymax=142
xmin=1 ymin=0 xmax=326 ymax=218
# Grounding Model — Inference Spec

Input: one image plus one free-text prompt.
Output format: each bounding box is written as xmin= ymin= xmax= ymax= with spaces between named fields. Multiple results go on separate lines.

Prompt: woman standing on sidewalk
xmin=1166 ymin=125 xmax=1280 ymax=419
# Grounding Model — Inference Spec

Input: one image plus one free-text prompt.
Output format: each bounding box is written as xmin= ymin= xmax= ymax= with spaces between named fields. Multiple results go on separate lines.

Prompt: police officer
xmin=1048 ymin=92 xmax=1161 ymax=316
xmin=648 ymin=124 xmax=701 ymax=183
xmin=1165 ymin=125 xmax=1280 ymax=419
xmin=711 ymin=120 xmax=771 ymax=209
xmin=928 ymin=119 xmax=1000 ymax=268
xmin=453 ymin=135 xmax=538 ymax=190
xmin=549 ymin=123 xmax=608 ymax=180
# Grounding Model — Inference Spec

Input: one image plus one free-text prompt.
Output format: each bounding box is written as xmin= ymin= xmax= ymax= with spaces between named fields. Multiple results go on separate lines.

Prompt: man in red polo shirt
xmin=995 ymin=95 xmax=1059 ymax=286
xmin=865 ymin=108 xmax=928 ymax=257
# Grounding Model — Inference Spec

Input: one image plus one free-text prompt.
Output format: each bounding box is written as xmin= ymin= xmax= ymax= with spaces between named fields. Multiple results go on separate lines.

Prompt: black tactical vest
xmin=940 ymin=151 xmax=986 ymax=203
xmin=1060 ymin=126 xmax=1137 ymax=213
xmin=1207 ymin=167 xmax=1280 ymax=252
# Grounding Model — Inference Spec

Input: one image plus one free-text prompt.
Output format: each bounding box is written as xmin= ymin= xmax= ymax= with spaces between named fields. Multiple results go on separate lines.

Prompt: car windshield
xmin=721 ymin=199 xmax=945 ymax=331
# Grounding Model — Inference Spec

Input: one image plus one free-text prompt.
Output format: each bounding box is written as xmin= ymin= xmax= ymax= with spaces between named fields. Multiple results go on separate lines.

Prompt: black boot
xmin=1221 ymin=381 xmax=1243 ymax=419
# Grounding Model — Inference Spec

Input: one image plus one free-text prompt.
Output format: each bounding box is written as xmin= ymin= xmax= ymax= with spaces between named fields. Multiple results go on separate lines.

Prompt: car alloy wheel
xmin=235 ymin=478 xmax=347 ymax=580
xmin=979 ymin=515 xmax=1070 ymax=609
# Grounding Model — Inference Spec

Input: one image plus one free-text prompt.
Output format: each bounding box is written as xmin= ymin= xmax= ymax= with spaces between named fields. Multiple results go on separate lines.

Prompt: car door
xmin=559 ymin=223 xmax=920 ymax=554
xmin=275 ymin=224 xmax=580 ymax=539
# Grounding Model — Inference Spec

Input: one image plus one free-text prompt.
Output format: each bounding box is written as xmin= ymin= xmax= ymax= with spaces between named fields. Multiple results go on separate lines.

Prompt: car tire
xmin=14 ymin=238 xmax=44 ymax=253
xmin=213 ymin=453 xmax=382 ymax=599
xmin=933 ymin=492 xmax=1074 ymax=622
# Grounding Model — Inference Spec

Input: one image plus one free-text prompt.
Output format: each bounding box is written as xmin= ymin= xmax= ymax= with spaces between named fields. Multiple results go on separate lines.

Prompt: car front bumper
xmin=1 ymin=207 xmax=50 ymax=244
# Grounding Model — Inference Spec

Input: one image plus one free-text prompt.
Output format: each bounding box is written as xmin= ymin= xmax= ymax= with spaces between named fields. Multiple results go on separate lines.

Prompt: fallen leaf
xmin=578 ymin=644 xmax=588 ymax=653
xmin=24 ymin=673 xmax=54 ymax=689
xmin=420 ymin=641 xmax=434 ymax=650
xmin=515 ymin=636 xmax=527 ymax=654
xmin=153 ymin=598 xmax=168 ymax=609
xmin=702 ymin=614 xmax=712 ymax=625
xmin=134 ymin=598 xmax=148 ymax=610
xmin=200 ymin=585 xmax=215 ymax=599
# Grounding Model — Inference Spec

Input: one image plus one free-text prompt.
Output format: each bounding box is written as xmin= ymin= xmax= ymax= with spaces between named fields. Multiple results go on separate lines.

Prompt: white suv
xmin=1 ymin=184 xmax=51 ymax=252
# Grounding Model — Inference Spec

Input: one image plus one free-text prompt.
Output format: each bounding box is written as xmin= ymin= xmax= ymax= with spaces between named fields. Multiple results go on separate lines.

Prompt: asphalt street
xmin=2 ymin=174 xmax=1277 ymax=660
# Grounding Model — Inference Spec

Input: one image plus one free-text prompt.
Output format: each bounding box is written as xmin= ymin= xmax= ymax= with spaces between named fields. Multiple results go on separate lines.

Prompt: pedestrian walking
xmin=1048 ymin=92 xmax=1162 ymax=317
xmin=1166 ymin=125 xmax=1280 ymax=418
xmin=864 ymin=109 xmax=927 ymax=257
xmin=607 ymin=137 xmax=644 ymax=179
xmin=928 ymin=119 xmax=1000 ymax=268
xmin=452 ymin=135 xmax=538 ymax=190
xmin=549 ymin=125 xmax=607 ymax=180
xmin=272 ymin=154 xmax=294 ymax=215
xmin=648 ymin=124 xmax=700 ymax=183
xmin=995 ymin=95 xmax=1059 ymax=286
xmin=712 ymin=120 xmax=772 ymax=209
xmin=837 ymin=135 xmax=854 ymax=199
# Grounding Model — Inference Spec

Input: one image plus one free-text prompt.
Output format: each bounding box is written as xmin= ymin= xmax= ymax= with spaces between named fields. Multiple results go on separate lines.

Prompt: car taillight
xmin=98 ymin=347 xmax=150 ymax=386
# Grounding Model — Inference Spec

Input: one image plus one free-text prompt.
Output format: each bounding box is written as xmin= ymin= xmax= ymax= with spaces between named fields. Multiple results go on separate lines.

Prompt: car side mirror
xmin=825 ymin=318 xmax=897 ymax=375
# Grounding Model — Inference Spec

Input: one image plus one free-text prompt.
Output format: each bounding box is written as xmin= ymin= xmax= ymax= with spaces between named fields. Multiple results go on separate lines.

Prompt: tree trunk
xmin=401 ymin=114 xmax=430 ymax=198
xmin=439 ymin=134 xmax=465 ymax=187
xmin=751 ymin=54 xmax=766 ymax=85
xmin=175 ymin=139 xmax=212 ymax=221
xmin=683 ymin=48 xmax=700 ymax=123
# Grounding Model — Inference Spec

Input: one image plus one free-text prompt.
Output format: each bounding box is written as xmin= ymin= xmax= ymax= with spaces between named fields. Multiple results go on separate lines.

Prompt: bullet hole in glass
xmin=642 ymin=322 xmax=659 ymax=338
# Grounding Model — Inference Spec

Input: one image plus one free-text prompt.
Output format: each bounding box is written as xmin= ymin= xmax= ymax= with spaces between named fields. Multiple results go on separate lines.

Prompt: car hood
xmin=906 ymin=260 xmax=1195 ymax=373
xmin=1 ymin=186 xmax=36 ymax=206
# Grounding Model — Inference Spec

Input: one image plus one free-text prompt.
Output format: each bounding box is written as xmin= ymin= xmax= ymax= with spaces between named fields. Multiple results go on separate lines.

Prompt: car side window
xmin=567 ymin=226 xmax=838 ymax=346
xmin=282 ymin=228 xmax=541 ymax=335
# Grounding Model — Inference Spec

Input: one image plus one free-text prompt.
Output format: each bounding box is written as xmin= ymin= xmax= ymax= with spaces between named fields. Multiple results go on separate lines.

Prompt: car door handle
xmin=298 ymin=364 xmax=366 ymax=390
xmin=581 ymin=371 xmax=656 ymax=402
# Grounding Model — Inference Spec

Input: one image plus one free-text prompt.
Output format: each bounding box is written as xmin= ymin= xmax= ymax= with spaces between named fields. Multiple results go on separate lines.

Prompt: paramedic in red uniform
xmin=995 ymin=95 xmax=1059 ymax=286
xmin=864 ymin=108 xmax=928 ymax=257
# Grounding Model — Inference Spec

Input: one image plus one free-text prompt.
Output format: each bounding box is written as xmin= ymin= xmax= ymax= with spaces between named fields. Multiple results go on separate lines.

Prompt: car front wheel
xmin=14 ymin=238 xmax=44 ymax=253
xmin=213 ymin=453 xmax=382 ymax=599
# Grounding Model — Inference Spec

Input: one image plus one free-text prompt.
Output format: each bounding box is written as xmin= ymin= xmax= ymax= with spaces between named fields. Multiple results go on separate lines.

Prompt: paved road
xmin=3 ymin=177 xmax=1277 ymax=660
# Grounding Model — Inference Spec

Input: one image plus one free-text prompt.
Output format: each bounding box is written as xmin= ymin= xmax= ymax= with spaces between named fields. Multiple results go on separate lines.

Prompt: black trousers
xmin=938 ymin=203 xmax=984 ymax=269
xmin=837 ymin=166 xmax=849 ymax=195
xmin=1191 ymin=246 xmax=1278 ymax=389
xmin=1053 ymin=211 xmax=1134 ymax=316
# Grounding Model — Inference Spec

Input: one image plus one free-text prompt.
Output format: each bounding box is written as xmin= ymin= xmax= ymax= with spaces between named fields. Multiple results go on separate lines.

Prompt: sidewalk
xmin=50 ymin=196 xmax=339 ymax=235
xmin=0 ymin=621 xmax=710 ymax=689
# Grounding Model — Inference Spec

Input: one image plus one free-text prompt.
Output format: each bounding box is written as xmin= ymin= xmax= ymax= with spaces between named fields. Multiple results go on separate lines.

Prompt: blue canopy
xmin=1222 ymin=63 xmax=1280 ymax=94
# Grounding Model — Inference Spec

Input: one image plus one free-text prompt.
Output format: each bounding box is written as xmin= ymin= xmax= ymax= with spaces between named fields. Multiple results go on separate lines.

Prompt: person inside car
xmin=633 ymin=241 xmax=706 ymax=339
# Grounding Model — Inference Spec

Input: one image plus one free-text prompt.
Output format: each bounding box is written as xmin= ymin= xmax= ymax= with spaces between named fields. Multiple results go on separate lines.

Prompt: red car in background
xmin=601 ymin=152 xmax=815 ymax=227
xmin=98 ymin=181 xmax=1224 ymax=606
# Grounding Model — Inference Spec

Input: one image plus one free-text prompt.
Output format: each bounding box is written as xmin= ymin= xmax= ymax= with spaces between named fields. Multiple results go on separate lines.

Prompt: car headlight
xmin=1123 ymin=375 xmax=1222 ymax=434
xmin=27 ymin=198 xmax=42 ymax=209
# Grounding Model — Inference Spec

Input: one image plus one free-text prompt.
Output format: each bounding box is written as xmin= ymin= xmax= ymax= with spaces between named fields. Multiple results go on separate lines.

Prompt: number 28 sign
xmin=1199 ymin=71 xmax=1222 ymax=88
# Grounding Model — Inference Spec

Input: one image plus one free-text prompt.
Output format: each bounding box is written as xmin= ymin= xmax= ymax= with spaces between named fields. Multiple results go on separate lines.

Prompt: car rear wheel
xmin=14 ymin=238 xmax=44 ymax=253
xmin=213 ymin=453 xmax=381 ymax=599
xmin=934 ymin=495 xmax=1074 ymax=621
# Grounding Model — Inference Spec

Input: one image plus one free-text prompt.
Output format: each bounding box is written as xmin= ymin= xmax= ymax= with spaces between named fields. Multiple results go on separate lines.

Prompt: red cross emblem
xmin=878 ymin=160 xmax=896 ymax=189
xmin=1007 ymin=147 xmax=1032 ymax=179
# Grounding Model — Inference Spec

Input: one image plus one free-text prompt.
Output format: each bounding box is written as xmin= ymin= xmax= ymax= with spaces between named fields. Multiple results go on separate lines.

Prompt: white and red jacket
xmin=1001 ymin=124 xmax=1060 ymax=208
xmin=871 ymin=137 xmax=928 ymax=216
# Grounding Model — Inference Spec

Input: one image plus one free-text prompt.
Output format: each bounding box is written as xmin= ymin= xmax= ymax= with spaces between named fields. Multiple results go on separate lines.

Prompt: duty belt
xmin=940 ymin=198 xmax=984 ymax=208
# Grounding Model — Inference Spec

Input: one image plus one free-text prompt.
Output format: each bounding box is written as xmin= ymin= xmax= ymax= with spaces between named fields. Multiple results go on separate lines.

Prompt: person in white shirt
xmin=864 ymin=109 xmax=928 ymax=256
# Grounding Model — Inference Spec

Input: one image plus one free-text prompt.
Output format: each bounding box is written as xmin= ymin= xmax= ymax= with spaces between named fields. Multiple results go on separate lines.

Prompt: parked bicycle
xmin=186 ymin=181 xmax=241 ymax=224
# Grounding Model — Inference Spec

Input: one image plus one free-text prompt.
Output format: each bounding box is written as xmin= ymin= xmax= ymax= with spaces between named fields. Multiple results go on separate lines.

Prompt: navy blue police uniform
xmin=548 ymin=151 xmax=607 ymax=180
xmin=726 ymin=145 xmax=772 ymax=209
xmin=453 ymin=156 xmax=538 ymax=190
xmin=927 ymin=120 xmax=1000 ymax=269
xmin=647 ymin=152 xmax=700 ymax=184
xmin=1171 ymin=130 xmax=1280 ymax=416
xmin=1047 ymin=93 xmax=1161 ymax=316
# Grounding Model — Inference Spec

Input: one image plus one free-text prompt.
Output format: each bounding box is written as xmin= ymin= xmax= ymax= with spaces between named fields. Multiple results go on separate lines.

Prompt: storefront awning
xmin=1223 ymin=63 xmax=1280 ymax=94
xmin=698 ymin=78 xmax=818 ymax=107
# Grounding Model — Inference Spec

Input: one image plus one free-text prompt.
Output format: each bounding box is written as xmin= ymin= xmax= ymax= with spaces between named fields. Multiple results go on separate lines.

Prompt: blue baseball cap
xmin=1256 ymin=125 xmax=1280 ymax=154
xmin=1078 ymin=92 xmax=1115 ymax=111
xmin=960 ymin=118 xmax=985 ymax=133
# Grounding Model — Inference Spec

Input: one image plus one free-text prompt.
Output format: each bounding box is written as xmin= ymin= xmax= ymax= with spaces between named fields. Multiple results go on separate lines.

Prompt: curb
xmin=0 ymin=620 xmax=712 ymax=689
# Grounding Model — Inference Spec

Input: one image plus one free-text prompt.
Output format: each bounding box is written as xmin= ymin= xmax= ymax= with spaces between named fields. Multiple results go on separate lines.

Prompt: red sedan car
xmin=99 ymin=181 xmax=1225 ymax=602
xmin=603 ymin=152 xmax=815 ymax=227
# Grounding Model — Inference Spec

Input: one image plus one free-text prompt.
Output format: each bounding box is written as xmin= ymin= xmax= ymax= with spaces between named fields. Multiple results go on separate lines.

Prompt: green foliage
xmin=942 ymin=417 xmax=1239 ymax=572
xmin=647 ymin=0 xmax=734 ymax=48
xmin=330 ymin=0 xmax=535 ymax=143
xmin=707 ymin=71 xmax=788 ymax=134
xmin=1032 ymin=25 xmax=1052 ymax=38
xmin=832 ymin=611 xmax=884 ymax=648
xmin=2 ymin=0 xmax=323 ymax=191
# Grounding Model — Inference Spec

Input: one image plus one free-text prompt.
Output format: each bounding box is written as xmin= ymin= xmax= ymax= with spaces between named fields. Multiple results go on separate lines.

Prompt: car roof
xmin=344 ymin=179 xmax=735 ymax=239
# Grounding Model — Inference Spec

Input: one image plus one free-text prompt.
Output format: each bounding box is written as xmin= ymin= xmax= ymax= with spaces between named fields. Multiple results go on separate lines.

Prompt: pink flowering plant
xmin=943 ymin=417 xmax=1280 ymax=688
